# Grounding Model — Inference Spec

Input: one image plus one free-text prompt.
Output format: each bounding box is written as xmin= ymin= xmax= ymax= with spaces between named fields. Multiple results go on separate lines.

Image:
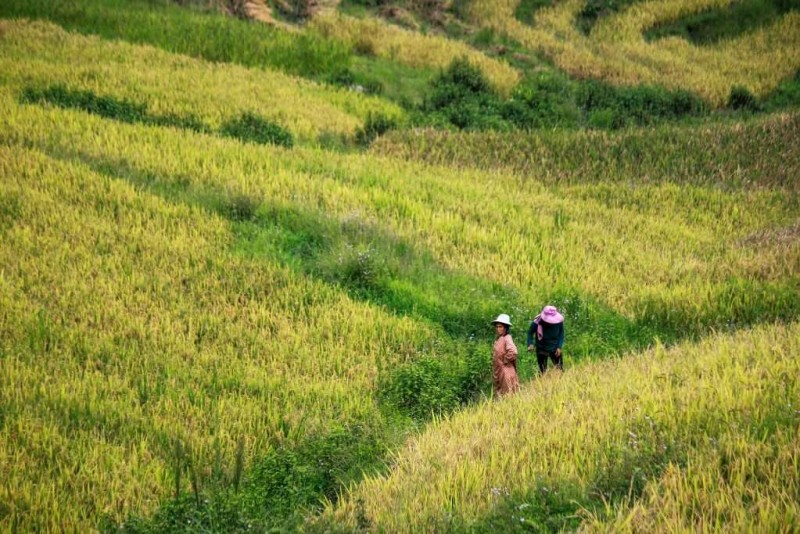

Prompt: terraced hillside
xmin=0 ymin=1 xmax=798 ymax=531
xmin=467 ymin=0 xmax=800 ymax=105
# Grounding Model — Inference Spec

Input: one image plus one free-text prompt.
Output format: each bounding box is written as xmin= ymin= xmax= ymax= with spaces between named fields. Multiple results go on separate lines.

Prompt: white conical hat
xmin=490 ymin=313 xmax=512 ymax=327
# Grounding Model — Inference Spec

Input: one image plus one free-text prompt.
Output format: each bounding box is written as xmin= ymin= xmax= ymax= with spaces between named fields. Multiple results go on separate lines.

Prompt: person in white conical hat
xmin=490 ymin=314 xmax=519 ymax=396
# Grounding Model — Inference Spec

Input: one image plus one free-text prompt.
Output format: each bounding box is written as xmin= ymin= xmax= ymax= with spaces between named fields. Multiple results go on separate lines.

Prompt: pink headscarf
xmin=533 ymin=305 xmax=564 ymax=339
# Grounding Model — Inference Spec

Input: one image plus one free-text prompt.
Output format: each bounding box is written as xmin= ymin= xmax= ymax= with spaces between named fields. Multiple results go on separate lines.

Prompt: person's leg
xmin=536 ymin=348 xmax=548 ymax=375
xmin=551 ymin=351 xmax=563 ymax=371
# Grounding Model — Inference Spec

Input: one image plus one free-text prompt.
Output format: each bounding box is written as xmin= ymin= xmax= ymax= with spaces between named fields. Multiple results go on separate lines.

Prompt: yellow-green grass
xmin=4 ymin=86 xmax=798 ymax=326
xmin=467 ymin=0 xmax=800 ymax=106
xmin=372 ymin=112 xmax=800 ymax=190
xmin=1 ymin=18 xmax=799 ymax=530
xmin=323 ymin=321 xmax=800 ymax=531
xmin=0 ymin=143 xmax=438 ymax=531
xmin=0 ymin=19 xmax=402 ymax=143
xmin=310 ymin=13 xmax=521 ymax=96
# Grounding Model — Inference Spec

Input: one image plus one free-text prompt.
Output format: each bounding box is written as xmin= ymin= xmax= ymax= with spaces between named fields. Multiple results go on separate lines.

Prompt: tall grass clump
xmin=105 ymin=423 xmax=389 ymax=532
xmin=355 ymin=112 xmax=399 ymax=146
xmin=727 ymin=85 xmax=762 ymax=112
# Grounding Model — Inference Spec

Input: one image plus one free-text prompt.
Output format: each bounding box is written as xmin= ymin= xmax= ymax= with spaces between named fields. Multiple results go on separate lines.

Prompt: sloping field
xmin=324 ymin=321 xmax=800 ymax=531
xmin=372 ymin=113 xmax=800 ymax=190
xmin=310 ymin=13 xmax=520 ymax=96
xmin=0 ymin=144 xmax=433 ymax=530
xmin=0 ymin=20 xmax=401 ymax=142
xmin=0 ymin=12 xmax=798 ymax=532
xmin=468 ymin=0 xmax=800 ymax=105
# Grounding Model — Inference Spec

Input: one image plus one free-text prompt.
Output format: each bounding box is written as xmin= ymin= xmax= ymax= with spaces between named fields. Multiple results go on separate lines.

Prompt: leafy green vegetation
xmin=763 ymin=69 xmax=800 ymax=111
xmin=103 ymin=423 xmax=389 ymax=532
xmin=21 ymin=85 xmax=294 ymax=147
xmin=220 ymin=112 xmax=294 ymax=148
xmin=21 ymin=84 xmax=211 ymax=132
xmin=415 ymin=58 xmax=708 ymax=131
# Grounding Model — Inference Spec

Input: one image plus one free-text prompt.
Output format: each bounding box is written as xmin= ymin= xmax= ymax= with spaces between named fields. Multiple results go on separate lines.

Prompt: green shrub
xmin=21 ymin=85 xmax=148 ymax=123
xmin=219 ymin=112 xmax=294 ymax=148
xmin=355 ymin=112 xmax=398 ymax=145
xmin=727 ymin=85 xmax=762 ymax=112
xmin=577 ymin=81 xmax=708 ymax=128
xmin=223 ymin=193 xmax=261 ymax=222
xmin=501 ymin=73 xmax=581 ymax=129
xmin=419 ymin=57 xmax=510 ymax=131
xmin=381 ymin=356 xmax=460 ymax=420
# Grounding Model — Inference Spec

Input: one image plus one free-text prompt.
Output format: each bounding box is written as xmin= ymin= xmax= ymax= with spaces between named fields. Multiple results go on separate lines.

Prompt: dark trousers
xmin=536 ymin=348 xmax=562 ymax=374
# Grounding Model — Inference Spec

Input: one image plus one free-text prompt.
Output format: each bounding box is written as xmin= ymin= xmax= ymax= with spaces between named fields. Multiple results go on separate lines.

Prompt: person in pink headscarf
xmin=527 ymin=305 xmax=565 ymax=375
xmin=490 ymin=314 xmax=520 ymax=396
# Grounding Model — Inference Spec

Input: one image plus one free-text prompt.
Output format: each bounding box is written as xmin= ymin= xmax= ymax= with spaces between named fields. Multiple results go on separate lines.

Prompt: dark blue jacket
xmin=527 ymin=320 xmax=564 ymax=353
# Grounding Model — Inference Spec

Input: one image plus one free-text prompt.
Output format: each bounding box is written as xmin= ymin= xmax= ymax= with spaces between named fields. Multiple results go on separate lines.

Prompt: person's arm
xmin=527 ymin=321 xmax=535 ymax=350
xmin=555 ymin=323 xmax=565 ymax=356
xmin=506 ymin=336 xmax=518 ymax=364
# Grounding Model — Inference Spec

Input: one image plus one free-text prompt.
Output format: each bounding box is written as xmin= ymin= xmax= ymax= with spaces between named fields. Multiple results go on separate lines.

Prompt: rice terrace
xmin=1 ymin=0 xmax=799 ymax=531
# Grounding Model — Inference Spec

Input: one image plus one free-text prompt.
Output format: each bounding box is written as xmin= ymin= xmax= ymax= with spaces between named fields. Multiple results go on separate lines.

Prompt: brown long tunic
xmin=492 ymin=333 xmax=520 ymax=396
